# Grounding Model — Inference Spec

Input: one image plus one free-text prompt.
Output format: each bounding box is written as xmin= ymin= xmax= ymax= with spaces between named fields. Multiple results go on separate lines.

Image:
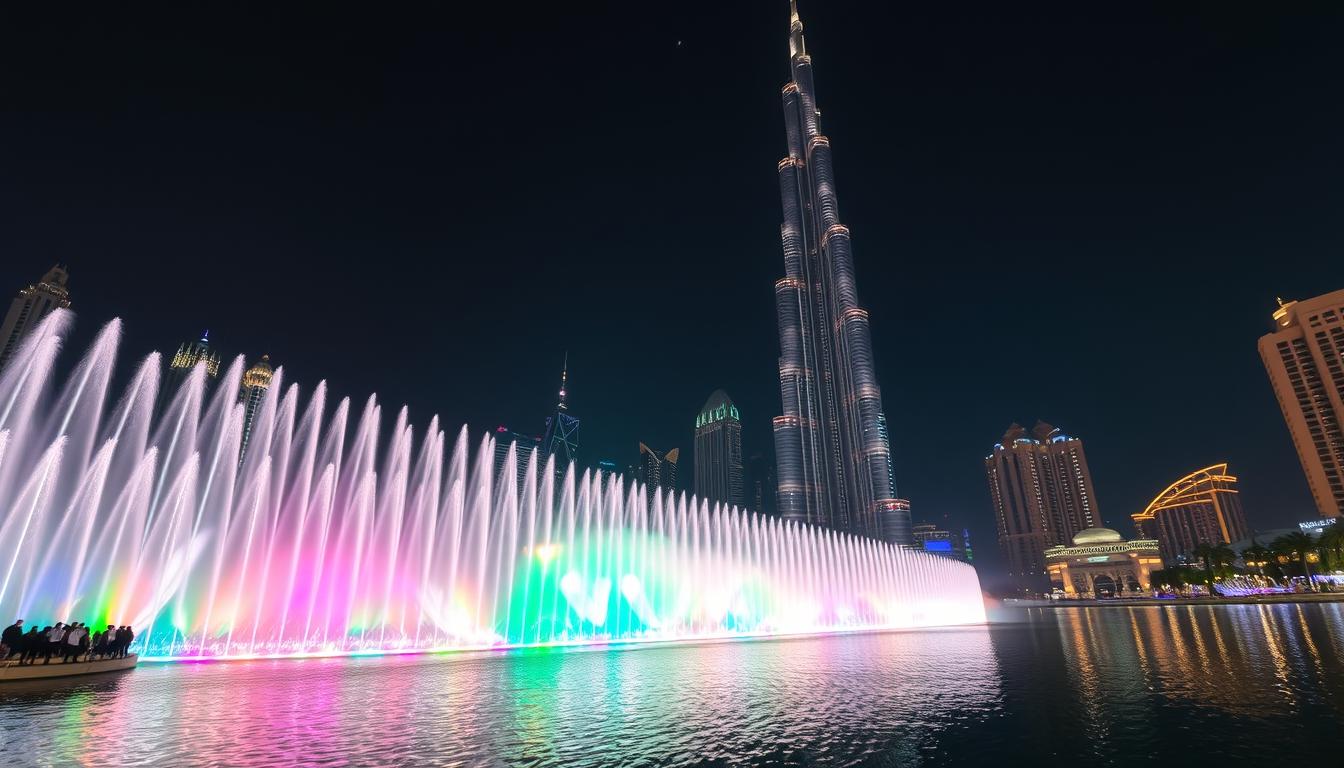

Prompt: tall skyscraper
xmin=1132 ymin=463 xmax=1250 ymax=564
xmin=238 ymin=354 xmax=274 ymax=462
xmin=1259 ymin=290 xmax=1344 ymax=519
xmin=0 ymin=264 xmax=71 ymax=369
xmin=636 ymin=443 xmax=679 ymax=496
xmin=160 ymin=330 xmax=221 ymax=414
xmin=770 ymin=3 xmax=907 ymax=545
xmin=542 ymin=354 xmax=579 ymax=471
xmin=694 ymin=390 xmax=744 ymax=509
xmin=493 ymin=425 xmax=541 ymax=492
xmin=986 ymin=421 xmax=1100 ymax=592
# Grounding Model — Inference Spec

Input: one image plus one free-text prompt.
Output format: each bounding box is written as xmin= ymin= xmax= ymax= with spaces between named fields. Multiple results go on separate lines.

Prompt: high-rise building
xmin=493 ymin=425 xmax=541 ymax=493
xmin=597 ymin=460 xmax=623 ymax=491
xmin=1259 ymin=291 xmax=1344 ymax=519
xmin=694 ymin=390 xmax=744 ymax=509
xmin=912 ymin=521 xmax=971 ymax=562
xmin=986 ymin=421 xmax=1100 ymax=592
xmin=746 ymin=453 xmax=777 ymax=516
xmin=0 ymin=264 xmax=71 ymax=369
xmin=1131 ymin=463 xmax=1250 ymax=564
xmin=160 ymin=330 xmax=221 ymax=414
xmin=770 ymin=3 xmax=907 ymax=545
xmin=637 ymin=443 xmax=679 ymax=496
xmin=542 ymin=354 xmax=579 ymax=472
xmin=238 ymin=355 xmax=274 ymax=462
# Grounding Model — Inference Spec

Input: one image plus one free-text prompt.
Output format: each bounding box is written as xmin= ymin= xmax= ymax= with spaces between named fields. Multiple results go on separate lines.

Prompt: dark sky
xmin=3 ymin=1 xmax=1343 ymax=589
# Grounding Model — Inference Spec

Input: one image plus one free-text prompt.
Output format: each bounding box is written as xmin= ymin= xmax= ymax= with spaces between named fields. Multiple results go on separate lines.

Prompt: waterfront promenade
xmin=1005 ymin=592 xmax=1344 ymax=608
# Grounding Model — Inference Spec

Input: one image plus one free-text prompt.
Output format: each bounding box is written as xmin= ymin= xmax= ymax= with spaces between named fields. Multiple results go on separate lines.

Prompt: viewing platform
xmin=0 ymin=655 xmax=137 ymax=682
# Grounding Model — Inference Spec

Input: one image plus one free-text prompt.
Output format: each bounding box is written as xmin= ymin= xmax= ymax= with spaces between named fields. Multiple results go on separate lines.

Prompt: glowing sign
xmin=1300 ymin=518 xmax=1338 ymax=532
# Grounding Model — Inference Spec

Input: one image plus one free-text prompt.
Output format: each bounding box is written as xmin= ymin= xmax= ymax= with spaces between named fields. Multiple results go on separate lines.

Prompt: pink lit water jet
xmin=0 ymin=311 xmax=985 ymax=660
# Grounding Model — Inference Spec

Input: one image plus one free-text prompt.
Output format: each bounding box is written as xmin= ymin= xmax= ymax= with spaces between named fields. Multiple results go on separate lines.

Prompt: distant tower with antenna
xmin=159 ymin=329 xmax=221 ymax=415
xmin=542 ymin=352 xmax=580 ymax=473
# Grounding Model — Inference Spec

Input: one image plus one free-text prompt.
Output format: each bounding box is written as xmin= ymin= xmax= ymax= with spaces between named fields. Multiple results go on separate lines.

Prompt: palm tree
xmin=1241 ymin=541 xmax=1273 ymax=577
xmin=1317 ymin=524 xmax=1344 ymax=572
xmin=1272 ymin=532 xmax=1321 ymax=591
xmin=1191 ymin=544 xmax=1213 ymax=594
xmin=1191 ymin=543 xmax=1233 ymax=596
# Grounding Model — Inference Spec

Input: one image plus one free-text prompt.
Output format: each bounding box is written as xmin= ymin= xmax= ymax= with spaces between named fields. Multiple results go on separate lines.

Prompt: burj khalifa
xmin=772 ymin=2 xmax=911 ymax=546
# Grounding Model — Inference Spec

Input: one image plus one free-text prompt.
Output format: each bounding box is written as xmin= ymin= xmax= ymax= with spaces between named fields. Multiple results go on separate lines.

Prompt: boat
xmin=0 ymin=655 xmax=137 ymax=682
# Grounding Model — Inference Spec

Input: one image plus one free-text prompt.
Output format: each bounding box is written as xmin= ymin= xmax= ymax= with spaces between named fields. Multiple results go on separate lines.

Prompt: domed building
xmin=1044 ymin=526 xmax=1163 ymax=598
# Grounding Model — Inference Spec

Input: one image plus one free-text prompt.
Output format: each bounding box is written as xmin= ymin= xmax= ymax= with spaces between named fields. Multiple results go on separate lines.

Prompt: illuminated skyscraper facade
xmin=986 ymin=421 xmax=1099 ymax=592
xmin=637 ymin=443 xmax=679 ymax=495
xmin=1259 ymin=291 xmax=1344 ymax=519
xmin=160 ymin=330 xmax=221 ymax=414
xmin=0 ymin=264 xmax=71 ymax=369
xmin=694 ymin=390 xmax=744 ymax=509
xmin=493 ymin=425 xmax=541 ymax=491
xmin=238 ymin=354 xmax=274 ymax=462
xmin=772 ymin=3 xmax=907 ymax=544
xmin=1132 ymin=464 xmax=1250 ymax=564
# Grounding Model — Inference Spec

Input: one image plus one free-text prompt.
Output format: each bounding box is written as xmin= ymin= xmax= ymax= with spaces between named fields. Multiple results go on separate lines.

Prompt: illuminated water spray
xmin=0 ymin=311 xmax=985 ymax=660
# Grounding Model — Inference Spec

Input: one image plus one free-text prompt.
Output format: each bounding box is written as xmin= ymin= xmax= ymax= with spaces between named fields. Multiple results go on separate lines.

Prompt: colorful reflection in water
xmin=4 ymin=606 xmax=1344 ymax=766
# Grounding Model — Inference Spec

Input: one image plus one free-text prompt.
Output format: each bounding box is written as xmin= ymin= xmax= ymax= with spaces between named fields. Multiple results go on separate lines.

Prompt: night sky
xmin=3 ymin=2 xmax=1343 ymax=590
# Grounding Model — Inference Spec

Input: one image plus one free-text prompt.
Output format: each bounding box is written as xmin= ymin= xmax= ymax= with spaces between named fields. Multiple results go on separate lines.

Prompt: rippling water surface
xmin=4 ymin=604 xmax=1344 ymax=766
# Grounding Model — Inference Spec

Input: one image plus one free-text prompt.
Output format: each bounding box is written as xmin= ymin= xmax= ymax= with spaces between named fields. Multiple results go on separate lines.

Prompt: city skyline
xmin=3 ymin=2 xmax=1343 ymax=591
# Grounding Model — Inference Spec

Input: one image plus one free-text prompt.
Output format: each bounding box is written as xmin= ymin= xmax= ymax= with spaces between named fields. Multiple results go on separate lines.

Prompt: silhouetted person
xmin=121 ymin=626 xmax=135 ymax=657
xmin=78 ymin=624 xmax=90 ymax=661
xmin=2 ymin=620 xmax=21 ymax=659
xmin=20 ymin=627 xmax=42 ymax=664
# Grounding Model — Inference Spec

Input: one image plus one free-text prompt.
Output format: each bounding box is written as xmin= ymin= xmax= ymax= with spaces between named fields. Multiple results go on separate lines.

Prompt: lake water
xmin=3 ymin=604 xmax=1343 ymax=766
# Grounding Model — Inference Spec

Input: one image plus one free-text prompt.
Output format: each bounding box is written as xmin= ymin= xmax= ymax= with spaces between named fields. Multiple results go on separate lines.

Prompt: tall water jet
xmin=0 ymin=312 xmax=985 ymax=660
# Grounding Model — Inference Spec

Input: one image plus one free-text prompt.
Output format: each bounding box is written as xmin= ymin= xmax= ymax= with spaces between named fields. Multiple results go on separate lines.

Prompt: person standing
xmin=20 ymin=627 xmax=42 ymax=664
xmin=63 ymin=623 xmax=82 ymax=663
xmin=121 ymin=626 xmax=135 ymax=657
xmin=1 ymin=620 xmax=21 ymax=659
xmin=44 ymin=623 xmax=65 ymax=664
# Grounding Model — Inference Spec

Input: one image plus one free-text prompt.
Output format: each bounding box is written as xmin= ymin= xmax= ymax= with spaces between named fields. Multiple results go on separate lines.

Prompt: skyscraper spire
xmin=543 ymin=351 xmax=580 ymax=470
xmin=771 ymin=2 xmax=909 ymax=545
xmin=557 ymin=350 xmax=568 ymax=410
xmin=789 ymin=0 xmax=806 ymax=59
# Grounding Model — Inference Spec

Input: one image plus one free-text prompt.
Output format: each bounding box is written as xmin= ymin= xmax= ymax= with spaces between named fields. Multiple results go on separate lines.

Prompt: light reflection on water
xmin=3 ymin=605 xmax=1344 ymax=766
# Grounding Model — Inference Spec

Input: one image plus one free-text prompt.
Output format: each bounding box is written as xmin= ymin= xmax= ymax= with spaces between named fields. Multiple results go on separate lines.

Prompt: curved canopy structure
xmin=1134 ymin=464 xmax=1236 ymax=520
xmin=1132 ymin=463 xmax=1248 ymax=561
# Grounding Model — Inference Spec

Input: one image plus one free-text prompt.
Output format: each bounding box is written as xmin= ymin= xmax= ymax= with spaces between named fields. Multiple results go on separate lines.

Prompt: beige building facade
xmin=1046 ymin=527 xmax=1162 ymax=598
xmin=986 ymin=421 xmax=1100 ymax=591
xmin=1259 ymin=290 xmax=1344 ymax=519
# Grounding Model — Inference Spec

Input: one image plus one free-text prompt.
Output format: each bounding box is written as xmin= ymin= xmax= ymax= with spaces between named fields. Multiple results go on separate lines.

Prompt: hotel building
xmin=1259 ymin=290 xmax=1344 ymax=519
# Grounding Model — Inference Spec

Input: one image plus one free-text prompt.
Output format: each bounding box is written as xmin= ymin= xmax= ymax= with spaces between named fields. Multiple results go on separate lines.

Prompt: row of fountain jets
xmin=0 ymin=310 xmax=984 ymax=659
